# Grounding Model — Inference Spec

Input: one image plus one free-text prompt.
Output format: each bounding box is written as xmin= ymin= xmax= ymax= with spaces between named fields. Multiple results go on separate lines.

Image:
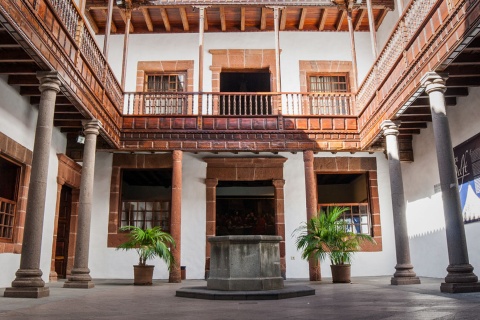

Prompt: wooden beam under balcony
xmin=318 ymin=9 xmax=327 ymax=31
xmin=280 ymin=8 xmax=287 ymax=31
xmin=397 ymin=129 xmax=421 ymax=135
xmin=354 ymin=9 xmax=366 ymax=31
xmin=0 ymin=49 xmax=33 ymax=62
xmin=397 ymin=122 xmax=428 ymax=129
xmin=54 ymin=120 xmax=83 ymax=128
xmin=299 ymin=8 xmax=307 ymax=30
xmin=410 ymin=97 xmax=457 ymax=107
xmin=54 ymin=114 xmax=86 ymax=121
xmin=335 ymin=10 xmax=346 ymax=31
xmin=8 ymin=75 xmax=38 ymax=86
xmin=103 ymin=10 xmax=117 ymax=33
xmin=55 ymin=105 xmax=80 ymax=114
xmin=30 ymin=96 xmax=72 ymax=105
xmin=0 ymin=63 xmax=38 ymax=74
xmin=397 ymin=115 xmax=432 ymax=122
xmin=220 ymin=7 xmax=226 ymax=31
xmin=444 ymin=64 xmax=480 ymax=76
xmin=449 ymin=52 xmax=480 ymax=64
xmin=85 ymin=9 xmax=99 ymax=34
xmin=375 ymin=9 xmax=388 ymax=31
xmin=446 ymin=77 xmax=480 ymax=87
xmin=119 ymin=9 xmax=134 ymax=33
xmin=402 ymin=107 xmax=431 ymax=115
xmin=179 ymin=7 xmax=189 ymax=31
xmin=160 ymin=8 xmax=171 ymax=32
xmin=260 ymin=7 xmax=267 ymax=30
xmin=141 ymin=8 xmax=154 ymax=32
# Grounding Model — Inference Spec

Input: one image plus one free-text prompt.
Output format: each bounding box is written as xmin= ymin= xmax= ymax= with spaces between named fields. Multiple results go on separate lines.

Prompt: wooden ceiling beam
xmin=354 ymin=9 xmax=366 ymax=31
xmin=260 ymin=7 xmax=267 ymax=30
xmin=8 ymin=75 xmax=39 ymax=86
xmin=0 ymin=49 xmax=33 ymax=62
xmin=30 ymin=96 xmax=72 ymax=105
xmin=179 ymin=7 xmax=190 ymax=31
xmin=298 ymin=8 xmax=307 ymax=30
xmin=54 ymin=105 xmax=80 ymax=113
xmin=54 ymin=120 xmax=83 ymax=128
xmin=446 ymin=77 xmax=480 ymax=87
xmin=0 ymin=63 xmax=38 ymax=74
xmin=397 ymin=115 xmax=432 ymax=122
xmin=141 ymin=7 xmax=154 ymax=32
xmin=450 ymin=52 xmax=480 ymax=64
xmin=103 ymin=9 xmax=117 ymax=33
xmin=318 ymin=9 xmax=327 ymax=31
xmin=220 ymin=6 xmax=226 ymax=31
xmin=240 ymin=7 xmax=246 ymax=31
xmin=85 ymin=9 xmax=99 ymax=34
xmin=280 ymin=8 xmax=287 ymax=30
xmin=444 ymin=64 xmax=480 ymax=76
xmin=397 ymin=129 xmax=421 ymax=135
xmin=410 ymin=97 xmax=456 ymax=106
xmin=119 ymin=9 xmax=134 ymax=33
xmin=335 ymin=10 xmax=347 ymax=31
xmin=375 ymin=9 xmax=388 ymax=31
xmin=397 ymin=122 xmax=428 ymax=129
xmin=402 ymin=107 xmax=431 ymax=115
xmin=54 ymin=114 xmax=86 ymax=120
xmin=160 ymin=8 xmax=171 ymax=32
xmin=204 ymin=8 xmax=209 ymax=31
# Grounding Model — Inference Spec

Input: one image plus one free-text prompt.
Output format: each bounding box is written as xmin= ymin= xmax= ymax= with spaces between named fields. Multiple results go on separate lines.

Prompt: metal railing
xmin=318 ymin=203 xmax=371 ymax=235
xmin=0 ymin=197 xmax=16 ymax=240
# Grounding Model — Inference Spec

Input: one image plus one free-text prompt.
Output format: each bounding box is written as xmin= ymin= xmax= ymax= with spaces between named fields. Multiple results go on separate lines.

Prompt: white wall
xmin=0 ymin=76 xmax=67 ymax=287
xmin=87 ymin=151 xmax=396 ymax=280
xmin=403 ymin=87 xmax=480 ymax=278
xmin=98 ymin=31 xmax=375 ymax=93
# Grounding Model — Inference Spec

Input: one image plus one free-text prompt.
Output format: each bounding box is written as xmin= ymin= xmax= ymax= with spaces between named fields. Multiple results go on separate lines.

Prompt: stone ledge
xmin=176 ymin=285 xmax=315 ymax=300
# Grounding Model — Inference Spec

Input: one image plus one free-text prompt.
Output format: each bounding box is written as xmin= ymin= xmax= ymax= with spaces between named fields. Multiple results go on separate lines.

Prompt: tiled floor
xmin=1 ymin=277 xmax=480 ymax=319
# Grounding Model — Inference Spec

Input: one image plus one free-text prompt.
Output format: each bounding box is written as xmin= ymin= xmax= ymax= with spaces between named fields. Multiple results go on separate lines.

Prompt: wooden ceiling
xmin=84 ymin=1 xmax=394 ymax=34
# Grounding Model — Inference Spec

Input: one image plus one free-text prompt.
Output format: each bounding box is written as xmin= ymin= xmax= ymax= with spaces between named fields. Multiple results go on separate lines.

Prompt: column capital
xmin=172 ymin=150 xmax=183 ymax=162
xmin=381 ymin=120 xmax=400 ymax=137
xmin=82 ymin=119 xmax=102 ymax=136
xmin=205 ymin=178 xmax=218 ymax=188
xmin=37 ymin=71 xmax=61 ymax=93
xmin=272 ymin=179 xmax=285 ymax=188
xmin=193 ymin=5 xmax=210 ymax=10
xmin=303 ymin=150 xmax=314 ymax=163
xmin=420 ymin=72 xmax=448 ymax=95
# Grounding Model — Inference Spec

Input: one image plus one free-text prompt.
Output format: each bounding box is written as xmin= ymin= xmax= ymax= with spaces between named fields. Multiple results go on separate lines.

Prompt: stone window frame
xmin=108 ymin=153 xmax=173 ymax=248
xmin=136 ymin=61 xmax=194 ymax=93
xmin=299 ymin=60 xmax=355 ymax=93
xmin=0 ymin=133 xmax=32 ymax=254
xmin=313 ymin=157 xmax=382 ymax=252
xmin=307 ymin=72 xmax=350 ymax=93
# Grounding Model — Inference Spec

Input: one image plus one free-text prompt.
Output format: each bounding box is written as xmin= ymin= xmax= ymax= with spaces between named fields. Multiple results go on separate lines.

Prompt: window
xmin=146 ymin=73 xmax=185 ymax=92
xmin=308 ymin=74 xmax=349 ymax=93
xmin=120 ymin=169 xmax=172 ymax=231
xmin=0 ymin=155 xmax=21 ymax=241
xmin=144 ymin=73 xmax=187 ymax=114
xmin=317 ymin=173 xmax=372 ymax=236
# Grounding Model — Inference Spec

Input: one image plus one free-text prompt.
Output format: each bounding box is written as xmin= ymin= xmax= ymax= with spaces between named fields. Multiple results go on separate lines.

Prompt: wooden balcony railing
xmin=123 ymin=92 xmax=354 ymax=116
xmin=0 ymin=197 xmax=16 ymax=240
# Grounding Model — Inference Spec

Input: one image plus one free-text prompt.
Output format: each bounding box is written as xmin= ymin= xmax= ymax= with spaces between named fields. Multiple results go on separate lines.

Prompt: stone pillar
xmin=169 ymin=150 xmax=182 ymax=283
xmin=421 ymin=72 xmax=480 ymax=293
xmin=4 ymin=72 xmax=61 ymax=298
xmin=64 ymin=119 xmax=101 ymax=289
xmin=303 ymin=151 xmax=321 ymax=281
xmin=205 ymin=178 xmax=218 ymax=279
xmin=381 ymin=120 xmax=420 ymax=285
xmin=272 ymin=179 xmax=286 ymax=279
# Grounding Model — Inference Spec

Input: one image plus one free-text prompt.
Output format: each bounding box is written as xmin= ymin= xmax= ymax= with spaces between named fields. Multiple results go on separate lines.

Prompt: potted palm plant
xmin=117 ymin=225 xmax=175 ymax=285
xmin=294 ymin=206 xmax=375 ymax=283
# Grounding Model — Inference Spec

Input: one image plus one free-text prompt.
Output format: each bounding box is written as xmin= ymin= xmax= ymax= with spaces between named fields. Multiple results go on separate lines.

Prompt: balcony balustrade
xmin=123 ymin=92 xmax=354 ymax=116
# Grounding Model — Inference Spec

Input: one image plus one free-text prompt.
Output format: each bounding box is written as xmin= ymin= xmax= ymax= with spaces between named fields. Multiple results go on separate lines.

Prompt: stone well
xmin=207 ymin=235 xmax=284 ymax=291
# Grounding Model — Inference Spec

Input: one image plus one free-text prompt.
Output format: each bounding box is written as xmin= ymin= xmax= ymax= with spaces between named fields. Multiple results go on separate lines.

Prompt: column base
xmin=63 ymin=268 xmax=95 ymax=289
xmin=4 ymin=268 xmax=49 ymax=298
xmin=391 ymin=277 xmax=421 ymax=285
xmin=4 ymin=286 xmax=50 ymax=298
xmin=441 ymin=282 xmax=480 ymax=293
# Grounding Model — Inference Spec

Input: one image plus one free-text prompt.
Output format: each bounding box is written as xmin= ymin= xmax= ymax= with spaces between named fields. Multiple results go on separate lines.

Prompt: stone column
xmin=421 ymin=72 xmax=480 ymax=293
xmin=303 ymin=151 xmax=321 ymax=281
xmin=64 ymin=119 xmax=101 ymax=289
xmin=381 ymin=120 xmax=420 ymax=285
xmin=272 ymin=179 xmax=286 ymax=279
xmin=205 ymin=178 xmax=218 ymax=279
xmin=169 ymin=150 xmax=182 ymax=283
xmin=4 ymin=72 xmax=61 ymax=298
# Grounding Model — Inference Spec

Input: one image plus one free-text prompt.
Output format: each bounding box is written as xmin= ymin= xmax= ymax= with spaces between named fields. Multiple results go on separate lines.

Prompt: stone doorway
xmin=204 ymin=157 xmax=287 ymax=278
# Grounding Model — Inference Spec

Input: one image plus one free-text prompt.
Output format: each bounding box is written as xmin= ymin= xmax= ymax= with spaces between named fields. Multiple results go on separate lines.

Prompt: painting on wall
xmin=453 ymin=132 xmax=480 ymax=223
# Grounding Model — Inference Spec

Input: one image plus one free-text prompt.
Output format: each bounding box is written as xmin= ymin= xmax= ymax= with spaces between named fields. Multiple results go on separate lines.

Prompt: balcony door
xmin=219 ymin=70 xmax=272 ymax=115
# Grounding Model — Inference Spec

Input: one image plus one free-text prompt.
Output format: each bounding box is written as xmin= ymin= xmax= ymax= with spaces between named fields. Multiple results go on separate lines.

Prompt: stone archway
xmin=204 ymin=157 xmax=287 ymax=278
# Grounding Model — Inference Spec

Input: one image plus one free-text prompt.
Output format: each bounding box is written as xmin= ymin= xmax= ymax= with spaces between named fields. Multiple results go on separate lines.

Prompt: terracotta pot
xmin=330 ymin=264 xmax=351 ymax=283
xmin=133 ymin=265 xmax=155 ymax=285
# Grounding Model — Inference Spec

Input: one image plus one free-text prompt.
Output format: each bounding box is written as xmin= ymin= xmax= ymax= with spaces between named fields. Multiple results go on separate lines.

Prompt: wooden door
xmin=55 ymin=185 xmax=72 ymax=279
